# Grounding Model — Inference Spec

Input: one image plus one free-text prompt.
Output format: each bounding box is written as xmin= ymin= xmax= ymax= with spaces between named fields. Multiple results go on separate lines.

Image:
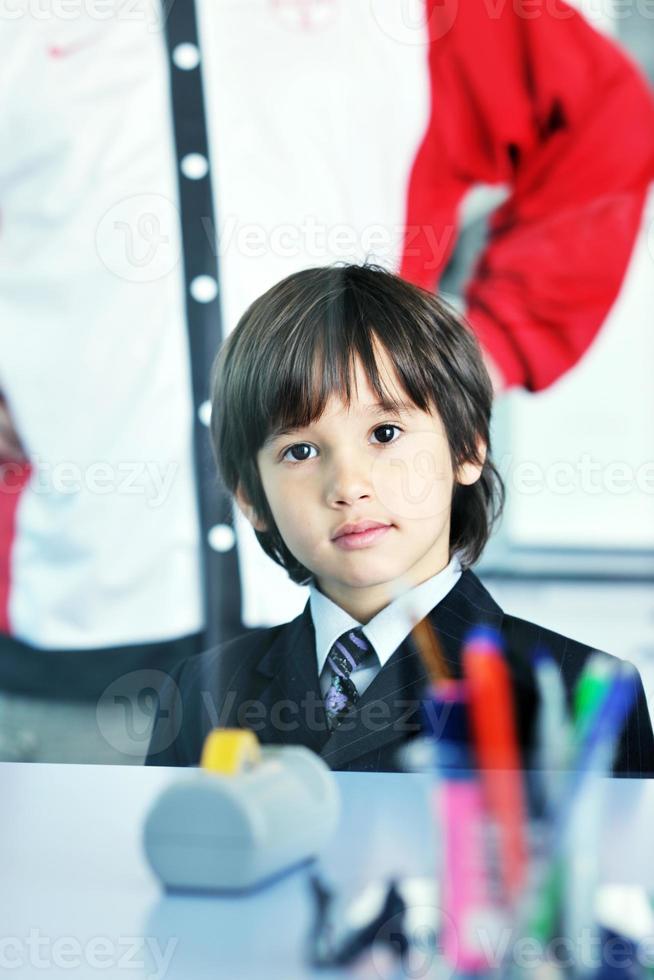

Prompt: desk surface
xmin=1 ymin=763 xmax=653 ymax=979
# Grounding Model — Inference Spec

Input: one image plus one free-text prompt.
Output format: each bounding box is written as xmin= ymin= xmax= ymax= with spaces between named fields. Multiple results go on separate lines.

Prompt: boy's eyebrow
xmin=263 ymin=400 xmax=415 ymax=447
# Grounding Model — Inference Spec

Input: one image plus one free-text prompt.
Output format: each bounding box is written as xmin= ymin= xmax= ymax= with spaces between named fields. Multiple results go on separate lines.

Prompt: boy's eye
xmin=283 ymin=444 xmax=317 ymax=463
xmin=281 ymin=424 xmax=402 ymax=463
xmin=372 ymin=424 xmax=400 ymax=445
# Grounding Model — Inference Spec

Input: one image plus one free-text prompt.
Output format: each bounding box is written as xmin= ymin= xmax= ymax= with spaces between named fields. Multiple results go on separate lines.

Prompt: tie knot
xmin=327 ymin=627 xmax=371 ymax=682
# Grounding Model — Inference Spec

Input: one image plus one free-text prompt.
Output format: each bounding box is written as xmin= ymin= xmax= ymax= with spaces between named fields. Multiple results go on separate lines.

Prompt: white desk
xmin=1 ymin=763 xmax=653 ymax=979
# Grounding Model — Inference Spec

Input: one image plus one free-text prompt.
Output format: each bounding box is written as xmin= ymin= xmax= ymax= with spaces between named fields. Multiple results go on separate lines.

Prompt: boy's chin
xmin=316 ymin=566 xmax=400 ymax=592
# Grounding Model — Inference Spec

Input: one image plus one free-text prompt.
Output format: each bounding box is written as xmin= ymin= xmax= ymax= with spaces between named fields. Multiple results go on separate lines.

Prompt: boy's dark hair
xmin=210 ymin=263 xmax=504 ymax=586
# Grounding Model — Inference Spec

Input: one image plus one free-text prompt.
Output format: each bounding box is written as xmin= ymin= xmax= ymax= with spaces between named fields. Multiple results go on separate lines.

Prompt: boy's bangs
xmin=259 ymin=293 xmax=431 ymax=450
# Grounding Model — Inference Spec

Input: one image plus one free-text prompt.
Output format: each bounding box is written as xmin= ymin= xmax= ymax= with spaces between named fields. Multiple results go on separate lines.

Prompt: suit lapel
xmin=254 ymin=600 xmax=330 ymax=756
xmin=319 ymin=571 xmax=506 ymax=770
xmin=251 ymin=571 xmax=508 ymax=771
xmin=429 ymin=569 xmax=504 ymax=672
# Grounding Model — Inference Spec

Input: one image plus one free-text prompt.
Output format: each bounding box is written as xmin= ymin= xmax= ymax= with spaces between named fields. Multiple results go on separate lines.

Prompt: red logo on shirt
xmin=47 ymin=32 xmax=101 ymax=59
xmin=270 ymin=0 xmax=337 ymax=31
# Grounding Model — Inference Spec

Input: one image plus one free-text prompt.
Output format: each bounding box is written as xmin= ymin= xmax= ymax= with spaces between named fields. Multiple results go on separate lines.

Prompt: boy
xmin=145 ymin=264 xmax=654 ymax=775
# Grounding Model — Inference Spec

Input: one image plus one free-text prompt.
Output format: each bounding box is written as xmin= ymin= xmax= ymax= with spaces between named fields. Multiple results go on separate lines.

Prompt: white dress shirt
xmin=309 ymin=555 xmax=462 ymax=698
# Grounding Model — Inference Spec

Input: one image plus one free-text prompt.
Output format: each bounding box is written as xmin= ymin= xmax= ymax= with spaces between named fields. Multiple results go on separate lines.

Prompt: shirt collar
xmin=309 ymin=554 xmax=462 ymax=677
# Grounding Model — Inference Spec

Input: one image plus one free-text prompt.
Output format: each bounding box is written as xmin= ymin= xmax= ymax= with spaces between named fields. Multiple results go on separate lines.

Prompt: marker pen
xmin=463 ymin=625 xmax=528 ymax=905
xmin=521 ymin=660 xmax=640 ymax=961
xmin=426 ymin=680 xmax=494 ymax=974
xmin=533 ymin=646 xmax=570 ymax=815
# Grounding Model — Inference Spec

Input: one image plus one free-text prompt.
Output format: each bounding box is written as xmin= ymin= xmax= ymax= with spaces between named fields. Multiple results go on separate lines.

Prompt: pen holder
xmin=427 ymin=770 xmax=610 ymax=979
xmin=143 ymin=729 xmax=341 ymax=893
xmin=417 ymin=687 xmax=608 ymax=976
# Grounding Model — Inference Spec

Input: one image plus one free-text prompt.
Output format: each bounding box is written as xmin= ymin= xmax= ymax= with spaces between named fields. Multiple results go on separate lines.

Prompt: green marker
xmin=573 ymin=652 xmax=615 ymax=742
xmin=516 ymin=654 xmax=616 ymax=963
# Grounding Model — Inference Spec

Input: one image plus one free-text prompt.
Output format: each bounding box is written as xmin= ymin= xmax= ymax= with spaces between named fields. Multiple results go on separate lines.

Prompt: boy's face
xmin=236 ymin=342 xmax=484 ymax=623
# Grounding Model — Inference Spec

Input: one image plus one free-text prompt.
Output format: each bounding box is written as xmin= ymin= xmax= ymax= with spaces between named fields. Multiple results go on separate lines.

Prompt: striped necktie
xmin=323 ymin=627 xmax=373 ymax=730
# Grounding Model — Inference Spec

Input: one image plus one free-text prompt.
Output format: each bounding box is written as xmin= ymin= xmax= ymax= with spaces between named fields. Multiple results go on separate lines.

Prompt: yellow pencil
xmin=387 ymin=575 xmax=450 ymax=684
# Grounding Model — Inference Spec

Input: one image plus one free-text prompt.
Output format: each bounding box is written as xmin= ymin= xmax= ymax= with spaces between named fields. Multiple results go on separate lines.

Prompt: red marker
xmin=462 ymin=626 xmax=527 ymax=904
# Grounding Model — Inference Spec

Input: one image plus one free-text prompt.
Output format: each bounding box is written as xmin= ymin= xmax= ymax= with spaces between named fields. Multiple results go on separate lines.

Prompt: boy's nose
xmin=326 ymin=457 xmax=374 ymax=507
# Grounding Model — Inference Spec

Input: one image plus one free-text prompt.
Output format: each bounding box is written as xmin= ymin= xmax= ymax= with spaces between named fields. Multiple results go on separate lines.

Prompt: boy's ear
xmin=234 ymin=483 xmax=268 ymax=533
xmin=455 ymin=439 xmax=487 ymax=487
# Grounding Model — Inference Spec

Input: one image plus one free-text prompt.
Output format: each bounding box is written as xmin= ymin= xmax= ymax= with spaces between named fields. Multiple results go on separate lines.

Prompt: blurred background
xmin=0 ymin=0 xmax=652 ymax=763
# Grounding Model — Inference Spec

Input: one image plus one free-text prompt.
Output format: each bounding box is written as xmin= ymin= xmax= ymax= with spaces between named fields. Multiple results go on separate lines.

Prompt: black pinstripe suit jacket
xmin=145 ymin=571 xmax=654 ymax=776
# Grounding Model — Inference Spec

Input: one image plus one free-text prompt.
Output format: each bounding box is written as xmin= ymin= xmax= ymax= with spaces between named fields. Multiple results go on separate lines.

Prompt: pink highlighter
xmin=427 ymin=679 xmax=493 ymax=974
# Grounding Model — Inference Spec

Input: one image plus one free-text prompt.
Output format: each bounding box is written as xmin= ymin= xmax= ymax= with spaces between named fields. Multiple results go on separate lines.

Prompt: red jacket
xmin=400 ymin=0 xmax=654 ymax=390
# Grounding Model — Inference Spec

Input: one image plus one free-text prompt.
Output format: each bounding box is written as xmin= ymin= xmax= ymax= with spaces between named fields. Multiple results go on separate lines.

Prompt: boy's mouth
xmin=331 ymin=519 xmax=392 ymax=540
xmin=331 ymin=522 xmax=393 ymax=550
